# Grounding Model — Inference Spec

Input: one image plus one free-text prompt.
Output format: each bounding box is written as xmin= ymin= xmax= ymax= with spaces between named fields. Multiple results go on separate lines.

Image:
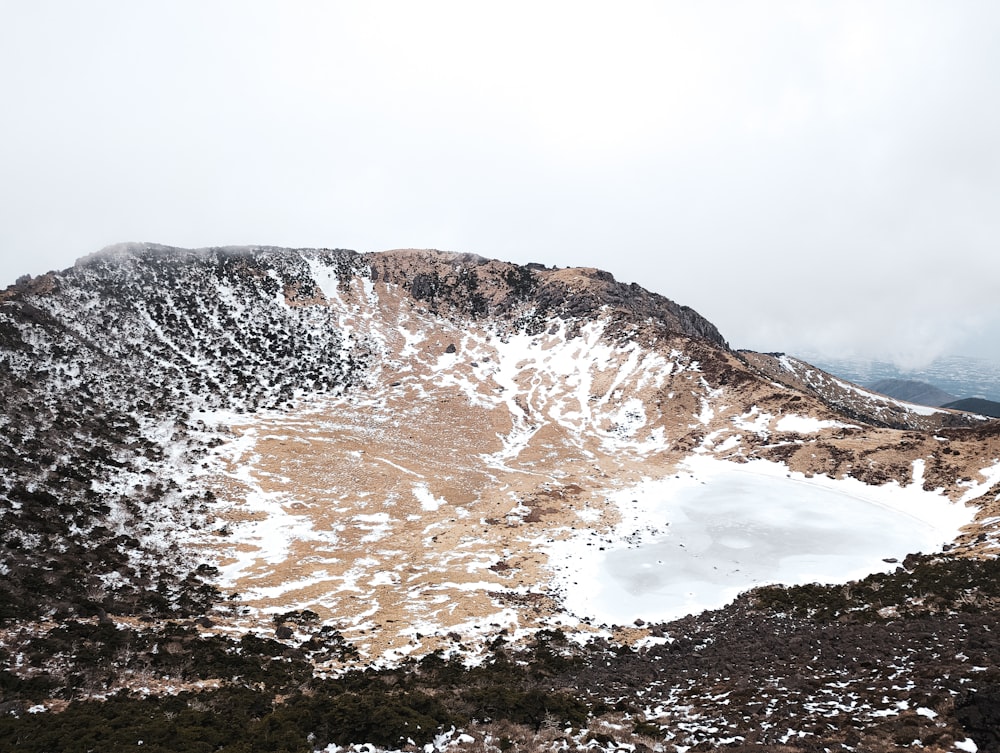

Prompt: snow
xmin=375 ymin=456 xmax=423 ymax=477
xmin=546 ymin=456 xmax=976 ymax=625
xmin=958 ymin=460 xmax=1000 ymax=504
xmin=956 ymin=739 xmax=979 ymax=753
xmin=412 ymin=483 xmax=445 ymax=512
xmin=871 ymin=699 xmax=909 ymax=717
xmin=302 ymin=254 xmax=342 ymax=303
xmin=197 ymin=425 xmax=343 ymax=588
xmin=215 ymin=487 xmax=320 ymax=574
xmin=774 ymin=414 xmax=854 ymax=433
xmin=354 ymin=513 xmax=392 ymax=543
xmin=396 ymin=323 xmax=426 ymax=358
xmin=732 ymin=406 xmax=772 ymax=436
xmin=697 ymin=397 xmax=715 ymax=425
xmin=251 ymin=572 xmax=337 ymax=600
xmin=370 ymin=571 xmax=398 ymax=586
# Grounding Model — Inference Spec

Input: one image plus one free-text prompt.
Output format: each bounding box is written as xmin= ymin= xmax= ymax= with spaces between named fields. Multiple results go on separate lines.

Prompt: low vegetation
xmin=752 ymin=553 xmax=1000 ymax=621
xmin=3 ymin=246 xmax=999 ymax=751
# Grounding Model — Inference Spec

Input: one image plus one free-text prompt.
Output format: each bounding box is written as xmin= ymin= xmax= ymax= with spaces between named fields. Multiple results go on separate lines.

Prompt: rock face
xmin=2 ymin=243 xmax=1000 ymax=751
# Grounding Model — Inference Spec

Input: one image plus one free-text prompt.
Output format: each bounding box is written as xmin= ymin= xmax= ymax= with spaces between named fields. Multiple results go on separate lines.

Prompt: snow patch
xmin=302 ymin=254 xmax=342 ymax=303
xmin=775 ymin=414 xmax=854 ymax=433
xmin=412 ymin=483 xmax=446 ymax=512
xmin=958 ymin=460 xmax=1000 ymax=504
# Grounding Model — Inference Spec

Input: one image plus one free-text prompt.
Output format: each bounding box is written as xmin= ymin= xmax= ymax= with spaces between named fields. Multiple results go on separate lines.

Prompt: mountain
xmin=868 ymin=378 xmax=957 ymax=407
xmin=735 ymin=351 xmax=985 ymax=431
xmin=943 ymin=397 xmax=1000 ymax=419
xmin=801 ymin=352 xmax=1000 ymax=404
xmin=2 ymin=244 xmax=1000 ymax=752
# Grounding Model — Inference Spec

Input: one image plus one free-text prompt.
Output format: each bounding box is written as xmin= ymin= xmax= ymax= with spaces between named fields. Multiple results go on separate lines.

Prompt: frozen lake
xmin=547 ymin=457 xmax=975 ymax=626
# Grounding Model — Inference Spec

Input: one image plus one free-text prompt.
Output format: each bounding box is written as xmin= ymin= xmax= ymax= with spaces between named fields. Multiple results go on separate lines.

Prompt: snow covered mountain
xmin=2 ymin=244 xmax=999 ymax=752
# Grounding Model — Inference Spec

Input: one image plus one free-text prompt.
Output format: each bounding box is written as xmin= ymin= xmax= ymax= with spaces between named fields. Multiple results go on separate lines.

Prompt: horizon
xmin=2 ymin=2 xmax=999 ymax=366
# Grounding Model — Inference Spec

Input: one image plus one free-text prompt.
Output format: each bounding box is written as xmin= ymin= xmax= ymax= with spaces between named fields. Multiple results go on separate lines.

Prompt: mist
xmin=2 ymin=2 xmax=998 ymax=367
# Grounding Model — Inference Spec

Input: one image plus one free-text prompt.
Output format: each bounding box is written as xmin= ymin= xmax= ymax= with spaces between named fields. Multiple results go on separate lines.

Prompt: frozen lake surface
xmin=547 ymin=457 xmax=975 ymax=626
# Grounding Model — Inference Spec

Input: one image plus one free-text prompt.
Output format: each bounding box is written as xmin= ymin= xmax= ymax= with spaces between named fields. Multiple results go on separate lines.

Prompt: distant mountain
xmin=942 ymin=397 xmax=1000 ymax=418
xmin=868 ymin=378 xmax=956 ymax=407
xmin=737 ymin=351 xmax=982 ymax=430
xmin=800 ymin=352 xmax=1000 ymax=403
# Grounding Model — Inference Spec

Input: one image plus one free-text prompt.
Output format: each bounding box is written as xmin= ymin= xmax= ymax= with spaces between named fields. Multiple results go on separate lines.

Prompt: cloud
xmin=1 ymin=1 xmax=998 ymax=366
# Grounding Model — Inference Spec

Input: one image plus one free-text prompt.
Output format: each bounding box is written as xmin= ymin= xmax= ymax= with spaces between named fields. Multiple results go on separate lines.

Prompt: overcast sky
xmin=2 ymin=2 xmax=999 ymax=368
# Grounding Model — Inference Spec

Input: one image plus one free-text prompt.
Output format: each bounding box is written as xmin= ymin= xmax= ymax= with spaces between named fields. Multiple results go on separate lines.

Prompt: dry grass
xmin=185 ymin=280 xmax=999 ymax=660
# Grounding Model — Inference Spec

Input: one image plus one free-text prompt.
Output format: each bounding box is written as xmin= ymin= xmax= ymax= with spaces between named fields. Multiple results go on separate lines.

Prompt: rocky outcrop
xmin=368 ymin=248 xmax=728 ymax=346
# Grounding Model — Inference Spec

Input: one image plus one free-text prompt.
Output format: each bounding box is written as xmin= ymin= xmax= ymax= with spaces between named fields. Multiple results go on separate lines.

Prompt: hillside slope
xmin=944 ymin=397 xmax=1000 ymax=418
xmin=2 ymin=244 xmax=1000 ymax=751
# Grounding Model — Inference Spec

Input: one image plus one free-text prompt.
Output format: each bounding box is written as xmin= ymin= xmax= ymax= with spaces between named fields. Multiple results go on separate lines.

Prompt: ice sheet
xmin=547 ymin=457 xmax=975 ymax=626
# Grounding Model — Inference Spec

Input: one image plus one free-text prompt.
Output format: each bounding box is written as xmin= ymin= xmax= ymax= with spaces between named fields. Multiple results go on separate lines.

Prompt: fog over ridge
xmin=2 ymin=1 xmax=998 ymax=367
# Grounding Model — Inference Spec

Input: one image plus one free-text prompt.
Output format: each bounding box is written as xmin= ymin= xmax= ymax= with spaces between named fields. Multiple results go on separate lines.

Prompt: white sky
xmin=2 ymin=1 xmax=999 ymax=367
